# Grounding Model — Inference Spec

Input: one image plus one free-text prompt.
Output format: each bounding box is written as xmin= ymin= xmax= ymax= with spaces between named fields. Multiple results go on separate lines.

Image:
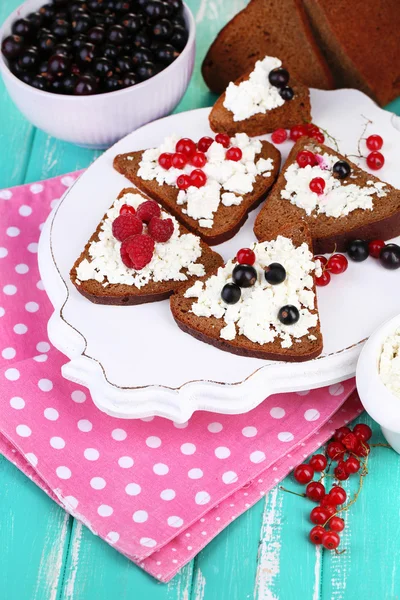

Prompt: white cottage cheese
xmin=380 ymin=328 xmax=400 ymax=398
xmin=75 ymin=191 xmax=205 ymax=288
xmin=281 ymin=151 xmax=387 ymax=218
xmin=184 ymin=236 xmax=319 ymax=348
xmin=137 ymin=133 xmax=274 ymax=226
xmin=223 ymin=56 xmax=286 ymax=121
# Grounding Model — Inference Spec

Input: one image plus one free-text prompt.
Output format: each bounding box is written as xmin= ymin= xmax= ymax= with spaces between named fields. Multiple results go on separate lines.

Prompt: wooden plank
xmin=190 ymin=498 xmax=265 ymax=600
xmin=0 ymin=456 xmax=70 ymax=600
xmin=59 ymin=520 xmax=193 ymax=600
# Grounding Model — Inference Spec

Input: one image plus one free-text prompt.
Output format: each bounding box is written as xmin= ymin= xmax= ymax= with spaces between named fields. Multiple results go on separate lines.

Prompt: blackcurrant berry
xmin=76 ymin=43 xmax=97 ymax=65
xmin=232 ymin=264 xmax=257 ymax=288
xmin=12 ymin=18 xmax=35 ymax=39
xmin=74 ymin=74 xmax=98 ymax=95
xmin=1 ymin=35 xmax=25 ymax=60
xmin=87 ymin=26 xmax=106 ymax=45
xmin=93 ymin=56 xmax=114 ymax=78
xmin=131 ymin=46 xmax=153 ymax=66
xmin=72 ymin=14 xmax=93 ymax=34
xmin=279 ymin=86 xmax=294 ymax=101
xmin=136 ymin=61 xmax=156 ymax=81
xmin=221 ymin=282 xmax=241 ymax=304
xmin=103 ymin=76 xmax=121 ymax=92
xmin=155 ymin=43 xmax=178 ymax=64
xmin=48 ymin=53 xmax=71 ymax=75
xmin=120 ymin=13 xmax=144 ymax=33
xmin=278 ymin=305 xmax=300 ymax=325
xmin=152 ymin=18 xmax=173 ymax=40
xmin=121 ymin=72 xmax=136 ymax=87
xmin=71 ymin=34 xmax=88 ymax=52
xmin=333 ymin=160 xmax=351 ymax=179
xmin=103 ymin=44 xmax=120 ymax=60
xmin=133 ymin=31 xmax=150 ymax=48
xmin=107 ymin=24 xmax=126 ymax=45
xmin=39 ymin=4 xmax=56 ymax=23
xmin=51 ymin=18 xmax=71 ymax=39
xmin=347 ymin=240 xmax=369 ymax=262
xmin=170 ymin=25 xmax=188 ymax=51
xmin=26 ymin=12 xmax=44 ymax=31
xmin=115 ymin=55 xmax=133 ymax=73
xmin=268 ymin=67 xmax=290 ymax=88
xmin=38 ymin=33 xmax=57 ymax=55
xmin=18 ymin=47 xmax=39 ymax=71
xmin=264 ymin=263 xmax=286 ymax=285
xmin=379 ymin=244 xmax=400 ymax=270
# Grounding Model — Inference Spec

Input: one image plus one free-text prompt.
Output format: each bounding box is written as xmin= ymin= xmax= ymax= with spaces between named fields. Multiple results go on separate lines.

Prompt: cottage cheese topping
xmin=281 ymin=152 xmax=387 ymax=217
xmin=223 ymin=56 xmax=286 ymax=122
xmin=380 ymin=328 xmax=400 ymax=399
xmin=185 ymin=236 xmax=319 ymax=348
xmin=137 ymin=133 xmax=274 ymax=226
xmin=75 ymin=191 xmax=205 ymax=288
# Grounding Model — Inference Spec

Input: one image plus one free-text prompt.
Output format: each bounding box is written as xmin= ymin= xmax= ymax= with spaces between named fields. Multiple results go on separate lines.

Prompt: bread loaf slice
xmin=70 ymin=188 xmax=223 ymax=306
xmin=114 ymin=138 xmax=281 ymax=246
xmin=171 ymin=222 xmax=323 ymax=362
xmin=209 ymin=62 xmax=311 ymax=137
xmin=254 ymin=138 xmax=400 ymax=254
xmin=202 ymin=0 xmax=333 ymax=95
xmin=303 ymin=0 xmax=400 ymax=107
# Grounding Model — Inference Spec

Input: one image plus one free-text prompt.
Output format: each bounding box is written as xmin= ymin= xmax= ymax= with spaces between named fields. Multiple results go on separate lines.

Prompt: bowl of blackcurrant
xmin=0 ymin=0 xmax=195 ymax=148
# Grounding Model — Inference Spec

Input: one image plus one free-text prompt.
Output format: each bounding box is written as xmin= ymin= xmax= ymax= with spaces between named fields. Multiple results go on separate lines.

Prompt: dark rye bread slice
xmin=254 ymin=138 xmax=400 ymax=254
xmin=209 ymin=69 xmax=311 ymax=137
xmin=303 ymin=0 xmax=400 ymax=107
xmin=113 ymin=141 xmax=281 ymax=246
xmin=70 ymin=188 xmax=223 ymax=306
xmin=202 ymin=0 xmax=333 ymax=95
xmin=170 ymin=222 xmax=323 ymax=362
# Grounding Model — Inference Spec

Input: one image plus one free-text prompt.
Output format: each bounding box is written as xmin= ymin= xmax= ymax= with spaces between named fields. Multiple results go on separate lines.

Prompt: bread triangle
xmin=202 ymin=0 xmax=333 ymax=95
xmin=170 ymin=222 xmax=323 ymax=362
xmin=113 ymin=135 xmax=281 ymax=246
xmin=209 ymin=57 xmax=311 ymax=137
xmin=70 ymin=188 xmax=223 ymax=306
xmin=254 ymin=138 xmax=400 ymax=254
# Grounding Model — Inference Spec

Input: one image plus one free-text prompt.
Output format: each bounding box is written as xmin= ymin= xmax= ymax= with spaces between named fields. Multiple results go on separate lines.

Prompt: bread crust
xmin=170 ymin=222 xmax=323 ymax=362
xmin=113 ymin=141 xmax=281 ymax=246
xmin=70 ymin=188 xmax=224 ymax=306
xmin=209 ymin=71 xmax=311 ymax=137
xmin=254 ymin=138 xmax=400 ymax=254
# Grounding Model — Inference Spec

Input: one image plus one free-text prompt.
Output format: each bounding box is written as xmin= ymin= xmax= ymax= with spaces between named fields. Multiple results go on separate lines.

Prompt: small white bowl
xmin=0 ymin=0 xmax=195 ymax=149
xmin=356 ymin=313 xmax=400 ymax=453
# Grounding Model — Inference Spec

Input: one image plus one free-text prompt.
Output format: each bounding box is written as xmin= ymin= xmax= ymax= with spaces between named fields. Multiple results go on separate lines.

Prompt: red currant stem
xmin=357 ymin=116 xmax=373 ymax=157
xmin=335 ymin=548 xmax=347 ymax=555
xmin=279 ymin=486 xmax=306 ymax=498
xmin=318 ymin=126 xmax=340 ymax=153
xmin=370 ymin=442 xmax=392 ymax=449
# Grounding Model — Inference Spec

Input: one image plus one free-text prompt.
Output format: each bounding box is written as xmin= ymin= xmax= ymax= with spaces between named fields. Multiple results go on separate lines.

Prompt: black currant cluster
xmin=268 ymin=67 xmax=294 ymax=101
xmin=221 ymin=261 xmax=300 ymax=326
xmin=1 ymin=0 xmax=187 ymax=95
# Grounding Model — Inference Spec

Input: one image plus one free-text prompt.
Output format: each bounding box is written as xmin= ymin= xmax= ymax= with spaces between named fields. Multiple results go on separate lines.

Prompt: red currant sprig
xmin=314 ymin=249 xmax=348 ymax=287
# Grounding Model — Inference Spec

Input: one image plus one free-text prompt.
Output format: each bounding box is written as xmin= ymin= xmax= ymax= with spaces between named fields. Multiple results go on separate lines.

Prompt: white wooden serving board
xmin=38 ymin=88 xmax=400 ymax=422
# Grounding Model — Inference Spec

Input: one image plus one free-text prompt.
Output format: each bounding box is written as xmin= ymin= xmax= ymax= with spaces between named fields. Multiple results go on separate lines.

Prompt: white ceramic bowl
xmin=0 ymin=0 xmax=195 ymax=149
xmin=356 ymin=313 xmax=400 ymax=453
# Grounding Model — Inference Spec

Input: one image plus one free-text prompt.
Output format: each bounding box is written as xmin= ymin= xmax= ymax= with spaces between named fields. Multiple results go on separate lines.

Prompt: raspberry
xmin=136 ymin=200 xmax=161 ymax=223
xmin=112 ymin=214 xmax=143 ymax=241
xmin=120 ymin=234 xmax=155 ymax=270
xmin=148 ymin=217 xmax=174 ymax=242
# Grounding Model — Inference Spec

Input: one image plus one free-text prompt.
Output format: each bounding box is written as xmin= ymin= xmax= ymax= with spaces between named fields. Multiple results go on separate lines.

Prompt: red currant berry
xmin=329 ymin=486 xmax=347 ymax=505
xmin=119 ymin=204 xmax=136 ymax=216
xmin=189 ymin=169 xmax=207 ymax=188
xmin=321 ymin=503 xmax=337 ymax=517
xmin=334 ymin=460 xmax=349 ymax=481
xmin=368 ymin=239 xmax=385 ymax=258
xmin=353 ymin=423 xmax=372 ymax=442
xmin=197 ymin=136 xmax=214 ymax=153
xmin=329 ymin=516 xmax=345 ymax=532
xmin=294 ymin=463 xmax=314 ymax=484
xmin=313 ymin=131 xmax=325 ymax=143
xmin=366 ymin=134 xmax=383 ymax=151
xmin=172 ymin=152 xmax=188 ymax=169
xmin=158 ymin=152 xmax=173 ymax=170
xmin=320 ymin=495 xmax=335 ymax=508
xmin=176 ymin=174 xmax=191 ymax=190
xmin=326 ymin=441 xmax=345 ymax=461
xmin=322 ymin=530 xmax=340 ymax=550
xmin=226 ymin=146 xmax=243 ymax=161
xmin=327 ymin=254 xmax=348 ymax=275
xmin=366 ymin=151 xmax=385 ymax=170
xmin=176 ymin=138 xmax=196 ymax=158
xmin=309 ymin=177 xmax=326 ymax=195
xmin=309 ymin=454 xmax=327 ymax=472
xmin=215 ymin=133 xmax=230 ymax=148
xmin=271 ymin=128 xmax=287 ymax=144
xmin=309 ymin=525 xmax=326 ymax=544
xmin=315 ymin=270 xmax=331 ymax=287
xmin=307 ymin=124 xmax=320 ymax=135
xmin=296 ymin=150 xmax=318 ymax=168
xmin=341 ymin=432 xmax=358 ymax=451
xmin=290 ymin=124 xmax=307 ymax=142
xmin=190 ymin=151 xmax=207 ymax=168
xmin=344 ymin=456 xmax=360 ymax=474
xmin=315 ymin=255 xmax=328 ymax=267
xmin=310 ymin=506 xmax=329 ymax=525
xmin=354 ymin=441 xmax=370 ymax=457
xmin=334 ymin=426 xmax=351 ymax=442
xmin=236 ymin=248 xmax=256 ymax=265
xmin=306 ymin=481 xmax=326 ymax=502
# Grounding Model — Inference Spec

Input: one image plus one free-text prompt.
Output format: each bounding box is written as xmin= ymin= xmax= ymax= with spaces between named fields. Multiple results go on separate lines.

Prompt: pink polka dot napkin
xmin=0 ymin=174 xmax=361 ymax=582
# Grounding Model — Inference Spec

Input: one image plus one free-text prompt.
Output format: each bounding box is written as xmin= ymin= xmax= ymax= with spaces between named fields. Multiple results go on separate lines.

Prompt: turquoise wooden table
xmin=2 ymin=1 xmax=400 ymax=598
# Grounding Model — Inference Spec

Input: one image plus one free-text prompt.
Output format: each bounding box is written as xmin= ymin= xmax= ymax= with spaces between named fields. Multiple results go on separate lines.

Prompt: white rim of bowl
xmin=0 ymin=0 xmax=195 ymax=100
